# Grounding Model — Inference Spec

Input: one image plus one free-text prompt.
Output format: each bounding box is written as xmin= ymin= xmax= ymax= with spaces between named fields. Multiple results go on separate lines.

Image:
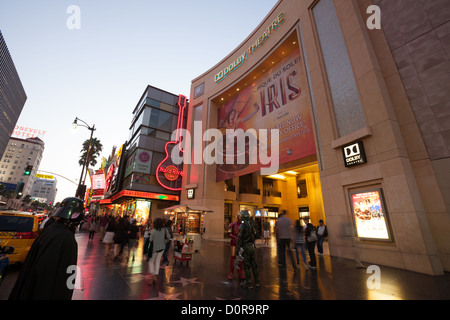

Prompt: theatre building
xmin=180 ymin=0 xmax=450 ymax=275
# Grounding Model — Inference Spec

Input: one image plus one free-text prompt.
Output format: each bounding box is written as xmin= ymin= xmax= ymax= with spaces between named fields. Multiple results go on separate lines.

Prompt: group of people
xmin=227 ymin=210 xmax=328 ymax=289
xmin=275 ymin=211 xmax=327 ymax=270
xmin=99 ymin=215 xmax=174 ymax=282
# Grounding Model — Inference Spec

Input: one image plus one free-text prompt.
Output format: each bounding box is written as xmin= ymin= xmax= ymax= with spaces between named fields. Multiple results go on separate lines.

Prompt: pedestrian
xmin=162 ymin=219 xmax=174 ymax=266
xmin=103 ymin=216 xmax=116 ymax=259
xmin=227 ymin=214 xmax=245 ymax=280
xmin=126 ymin=219 xmax=140 ymax=261
xmin=274 ymin=210 xmax=298 ymax=270
xmin=88 ymin=218 xmax=96 ymax=240
xmin=304 ymin=218 xmax=317 ymax=269
xmin=99 ymin=214 xmax=109 ymax=241
xmin=9 ymin=197 xmax=84 ymax=300
xmin=113 ymin=217 xmax=127 ymax=261
xmin=148 ymin=218 xmax=170 ymax=283
xmin=293 ymin=219 xmax=309 ymax=270
xmin=143 ymin=219 xmax=152 ymax=261
xmin=262 ymin=218 xmax=270 ymax=245
xmin=235 ymin=210 xmax=260 ymax=289
xmin=316 ymin=219 xmax=328 ymax=256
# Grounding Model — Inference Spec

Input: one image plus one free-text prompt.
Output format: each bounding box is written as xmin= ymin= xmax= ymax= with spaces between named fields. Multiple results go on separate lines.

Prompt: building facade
xmin=181 ymin=0 xmax=450 ymax=276
xmin=30 ymin=175 xmax=58 ymax=205
xmin=0 ymin=137 xmax=44 ymax=208
xmin=0 ymin=30 xmax=27 ymax=158
xmin=98 ymin=86 xmax=186 ymax=221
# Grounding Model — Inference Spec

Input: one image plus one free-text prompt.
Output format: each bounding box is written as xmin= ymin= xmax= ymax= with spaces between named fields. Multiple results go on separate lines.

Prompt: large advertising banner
xmin=350 ymin=189 xmax=391 ymax=240
xmin=216 ymin=48 xmax=316 ymax=181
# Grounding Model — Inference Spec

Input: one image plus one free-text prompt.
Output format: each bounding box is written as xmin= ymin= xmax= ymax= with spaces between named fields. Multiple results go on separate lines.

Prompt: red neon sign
xmin=156 ymin=95 xmax=188 ymax=191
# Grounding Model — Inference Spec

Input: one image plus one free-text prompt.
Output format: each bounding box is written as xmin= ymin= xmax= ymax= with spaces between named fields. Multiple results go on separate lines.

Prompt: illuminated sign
xmin=215 ymin=12 xmax=285 ymax=84
xmin=111 ymin=190 xmax=179 ymax=202
xmin=156 ymin=95 xmax=188 ymax=191
xmin=159 ymin=165 xmax=183 ymax=181
xmin=349 ymin=189 xmax=391 ymax=241
xmin=343 ymin=141 xmax=367 ymax=167
xmin=187 ymin=188 xmax=195 ymax=199
xmin=12 ymin=125 xmax=47 ymax=138
xmin=216 ymin=47 xmax=316 ymax=182
xmin=36 ymin=174 xmax=54 ymax=180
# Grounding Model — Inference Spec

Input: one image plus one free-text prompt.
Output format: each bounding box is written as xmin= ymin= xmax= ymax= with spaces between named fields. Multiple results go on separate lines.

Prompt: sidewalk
xmin=1 ymin=230 xmax=450 ymax=300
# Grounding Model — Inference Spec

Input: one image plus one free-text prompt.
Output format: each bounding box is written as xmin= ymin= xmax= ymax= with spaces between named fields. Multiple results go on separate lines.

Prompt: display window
xmin=349 ymin=188 xmax=392 ymax=241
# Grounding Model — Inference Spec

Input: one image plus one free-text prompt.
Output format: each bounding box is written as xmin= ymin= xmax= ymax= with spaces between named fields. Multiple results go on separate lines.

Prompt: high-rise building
xmin=0 ymin=30 xmax=27 ymax=157
xmin=0 ymin=137 xmax=44 ymax=207
xmin=97 ymin=86 xmax=186 ymax=221
xmin=30 ymin=175 xmax=57 ymax=206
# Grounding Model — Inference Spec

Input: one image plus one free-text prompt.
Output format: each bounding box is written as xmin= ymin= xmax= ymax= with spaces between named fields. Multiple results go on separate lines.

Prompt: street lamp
xmin=72 ymin=117 xmax=96 ymax=199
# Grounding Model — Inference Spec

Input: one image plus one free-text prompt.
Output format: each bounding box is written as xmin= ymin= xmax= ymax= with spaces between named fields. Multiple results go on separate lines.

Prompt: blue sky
xmin=0 ymin=0 xmax=278 ymax=203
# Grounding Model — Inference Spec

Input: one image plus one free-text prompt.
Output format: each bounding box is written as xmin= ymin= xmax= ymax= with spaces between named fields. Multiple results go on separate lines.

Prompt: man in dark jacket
xmin=9 ymin=197 xmax=84 ymax=300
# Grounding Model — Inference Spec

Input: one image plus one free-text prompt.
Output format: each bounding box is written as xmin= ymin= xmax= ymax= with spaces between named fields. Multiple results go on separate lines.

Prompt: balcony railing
xmin=239 ymin=187 xmax=260 ymax=195
xmin=263 ymin=190 xmax=282 ymax=197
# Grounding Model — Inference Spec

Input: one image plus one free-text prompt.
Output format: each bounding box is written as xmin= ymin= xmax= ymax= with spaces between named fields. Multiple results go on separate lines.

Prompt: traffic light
xmin=24 ymin=165 xmax=33 ymax=176
xmin=15 ymin=182 xmax=25 ymax=199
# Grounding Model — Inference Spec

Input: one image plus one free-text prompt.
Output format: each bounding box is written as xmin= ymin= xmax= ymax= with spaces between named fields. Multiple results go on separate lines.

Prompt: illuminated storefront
xmin=180 ymin=0 xmax=450 ymax=276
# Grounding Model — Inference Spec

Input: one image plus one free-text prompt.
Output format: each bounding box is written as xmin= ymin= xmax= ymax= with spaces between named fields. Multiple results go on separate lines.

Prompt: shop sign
xmin=111 ymin=190 xmax=179 ymax=202
xmin=156 ymin=95 xmax=188 ymax=191
xmin=349 ymin=189 xmax=392 ymax=241
xmin=187 ymin=188 xmax=195 ymax=199
xmin=159 ymin=165 xmax=183 ymax=181
xmin=214 ymin=12 xmax=285 ymax=84
xmin=343 ymin=141 xmax=367 ymax=167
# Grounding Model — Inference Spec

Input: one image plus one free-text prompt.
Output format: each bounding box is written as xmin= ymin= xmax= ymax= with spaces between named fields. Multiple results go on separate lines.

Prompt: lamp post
xmin=72 ymin=117 xmax=96 ymax=199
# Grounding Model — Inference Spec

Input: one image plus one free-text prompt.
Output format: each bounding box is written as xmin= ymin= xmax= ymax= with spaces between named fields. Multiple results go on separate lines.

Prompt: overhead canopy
xmin=164 ymin=204 xmax=213 ymax=213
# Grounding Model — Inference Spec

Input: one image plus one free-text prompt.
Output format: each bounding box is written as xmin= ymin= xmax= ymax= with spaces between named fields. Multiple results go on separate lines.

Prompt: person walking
xmin=162 ymin=219 xmax=174 ymax=266
xmin=103 ymin=216 xmax=116 ymax=259
xmin=126 ymin=219 xmax=140 ymax=261
xmin=148 ymin=218 xmax=170 ymax=283
xmin=88 ymin=218 xmax=96 ymax=240
xmin=293 ymin=219 xmax=309 ymax=270
xmin=143 ymin=219 xmax=152 ymax=261
xmin=316 ymin=219 xmax=328 ymax=256
xmin=227 ymin=214 xmax=245 ymax=280
xmin=113 ymin=217 xmax=127 ymax=261
xmin=99 ymin=214 xmax=109 ymax=241
xmin=304 ymin=218 xmax=318 ymax=269
xmin=262 ymin=218 xmax=270 ymax=245
xmin=275 ymin=210 xmax=298 ymax=270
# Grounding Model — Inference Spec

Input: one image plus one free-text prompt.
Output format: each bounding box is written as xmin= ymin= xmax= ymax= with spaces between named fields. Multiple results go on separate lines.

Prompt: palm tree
xmin=79 ymin=137 xmax=103 ymax=168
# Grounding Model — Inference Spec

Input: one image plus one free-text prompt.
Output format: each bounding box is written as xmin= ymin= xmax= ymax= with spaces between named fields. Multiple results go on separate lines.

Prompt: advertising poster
xmin=216 ymin=48 xmax=316 ymax=181
xmin=350 ymin=189 xmax=391 ymax=240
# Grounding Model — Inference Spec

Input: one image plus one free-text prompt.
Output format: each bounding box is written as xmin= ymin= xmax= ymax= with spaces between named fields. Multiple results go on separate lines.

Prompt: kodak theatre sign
xmin=215 ymin=12 xmax=285 ymax=84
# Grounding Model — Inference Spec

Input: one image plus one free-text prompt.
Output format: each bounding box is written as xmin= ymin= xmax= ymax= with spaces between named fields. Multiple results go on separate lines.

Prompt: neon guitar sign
xmin=156 ymin=94 xmax=188 ymax=191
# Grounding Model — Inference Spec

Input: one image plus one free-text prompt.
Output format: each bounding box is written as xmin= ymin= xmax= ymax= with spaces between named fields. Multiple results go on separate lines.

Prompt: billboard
xmin=349 ymin=189 xmax=391 ymax=241
xmin=216 ymin=48 xmax=316 ymax=181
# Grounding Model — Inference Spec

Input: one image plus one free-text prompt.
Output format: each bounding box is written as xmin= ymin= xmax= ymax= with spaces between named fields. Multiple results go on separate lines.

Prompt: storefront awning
xmin=164 ymin=204 xmax=213 ymax=213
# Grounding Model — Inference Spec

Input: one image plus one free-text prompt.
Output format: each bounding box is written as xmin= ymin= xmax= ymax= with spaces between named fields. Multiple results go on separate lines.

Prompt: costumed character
xmin=227 ymin=214 xmax=245 ymax=280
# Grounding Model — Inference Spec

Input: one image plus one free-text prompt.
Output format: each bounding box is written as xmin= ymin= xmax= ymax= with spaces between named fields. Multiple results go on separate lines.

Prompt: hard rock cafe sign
xmin=156 ymin=95 xmax=188 ymax=191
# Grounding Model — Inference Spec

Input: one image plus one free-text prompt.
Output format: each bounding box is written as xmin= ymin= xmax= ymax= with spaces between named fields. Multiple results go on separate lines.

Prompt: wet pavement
xmin=1 ymin=229 xmax=450 ymax=302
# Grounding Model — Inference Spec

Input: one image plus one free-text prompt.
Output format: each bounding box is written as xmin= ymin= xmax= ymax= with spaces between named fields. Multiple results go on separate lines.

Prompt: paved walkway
xmin=1 ymin=230 xmax=450 ymax=301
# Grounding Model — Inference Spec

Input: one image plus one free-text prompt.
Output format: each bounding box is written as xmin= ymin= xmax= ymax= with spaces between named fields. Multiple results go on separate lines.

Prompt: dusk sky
xmin=0 ymin=0 xmax=278 ymax=202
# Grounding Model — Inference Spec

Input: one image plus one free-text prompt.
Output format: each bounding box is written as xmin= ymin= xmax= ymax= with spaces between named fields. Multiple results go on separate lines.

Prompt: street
xmin=1 ymin=229 xmax=450 ymax=301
